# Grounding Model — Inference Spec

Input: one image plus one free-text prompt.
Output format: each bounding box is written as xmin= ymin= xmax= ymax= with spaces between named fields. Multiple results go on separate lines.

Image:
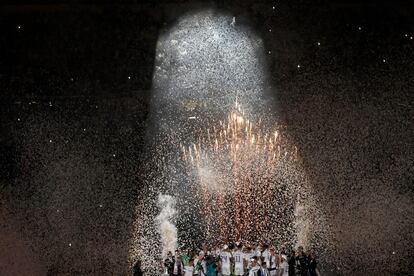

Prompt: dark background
xmin=1 ymin=0 xmax=413 ymax=275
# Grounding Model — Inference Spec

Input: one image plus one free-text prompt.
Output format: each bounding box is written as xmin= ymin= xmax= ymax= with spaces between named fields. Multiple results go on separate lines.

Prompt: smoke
xmin=294 ymin=199 xmax=312 ymax=249
xmin=155 ymin=194 xmax=177 ymax=259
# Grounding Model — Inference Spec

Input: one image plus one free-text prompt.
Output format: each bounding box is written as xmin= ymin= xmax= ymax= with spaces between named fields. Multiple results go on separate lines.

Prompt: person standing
xmin=220 ymin=245 xmax=232 ymax=276
xmin=278 ymin=255 xmax=289 ymax=276
xmin=254 ymin=244 xmax=262 ymax=265
xmin=248 ymin=257 xmax=261 ymax=276
xmin=244 ymin=245 xmax=255 ymax=270
xmin=183 ymin=259 xmax=195 ymax=276
xmin=268 ymin=248 xmax=278 ymax=276
xmin=308 ymin=252 xmax=318 ymax=276
xmin=261 ymin=244 xmax=271 ymax=270
xmin=233 ymin=243 xmax=246 ymax=276
xmin=164 ymin=251 xmax=175 ymax=276
xmin=295 ymin=246 xmax=308 ymax=276
xmin=181 ymin=246 xmax=190 ymax=267
xmin=260 ymin=262 xmax=271 ymax=276
xmin=287 ymin=250 xmax=295 ymax=276
xmin=205 ymin=255 xmax=217 ymax=276
xmin=173 ymin=250 xmax=183 ymax=276
xmin=194 ymin=251 xmax=205 ymax=276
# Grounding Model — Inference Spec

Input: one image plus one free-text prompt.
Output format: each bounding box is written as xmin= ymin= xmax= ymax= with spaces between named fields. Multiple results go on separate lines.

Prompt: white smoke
xmin=294 ymin=199 xmax=311 ymax=249
xmin=156 ymin=194 xmax=177 ymax=259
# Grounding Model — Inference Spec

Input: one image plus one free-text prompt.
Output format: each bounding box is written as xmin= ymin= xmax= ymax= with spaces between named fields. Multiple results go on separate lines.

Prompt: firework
xmin=182 ymin=102 xmax=299 ymax=243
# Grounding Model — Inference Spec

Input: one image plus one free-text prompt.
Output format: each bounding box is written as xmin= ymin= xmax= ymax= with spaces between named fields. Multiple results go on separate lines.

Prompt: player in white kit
xmin=268 ymin=247 xmax=279 ymax=276
xmin=261 ymin=244 xmax=271 ymax=269
xmin=254 ymin=244 xmax=262 ymax=262
xmin=183 ymin=259 xmax=194 ymax=276
xmin=278 ymin=255 xmax=289 ymax=276
xmin=244 ymin=245 xmax=255 ymax=269
xmin=248 ymin=256 xmax=261 ymax=276
xmin=220 ymin=245 xmax=232 ymax=276
xmin=233 ymin=243 xmax=246 ymax=276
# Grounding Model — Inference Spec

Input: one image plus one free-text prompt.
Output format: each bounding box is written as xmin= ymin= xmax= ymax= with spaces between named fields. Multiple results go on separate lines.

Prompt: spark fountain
xmin=128 ymin=10 xmax=322 ymax=273
xmin=181 ymin=101 xmax=302 ymax=243
xmin=129 ymin=100 xmax=321 ymax=273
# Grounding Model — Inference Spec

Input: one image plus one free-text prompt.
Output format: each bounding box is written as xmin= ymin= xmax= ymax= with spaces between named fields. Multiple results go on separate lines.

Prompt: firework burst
xmin=182 ymin=101 xmax=301 ymax=244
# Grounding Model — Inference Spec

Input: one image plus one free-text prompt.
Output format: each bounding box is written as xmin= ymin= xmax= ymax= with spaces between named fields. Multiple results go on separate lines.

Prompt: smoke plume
xmin=155 ymin=194 xmax=177 ymax=259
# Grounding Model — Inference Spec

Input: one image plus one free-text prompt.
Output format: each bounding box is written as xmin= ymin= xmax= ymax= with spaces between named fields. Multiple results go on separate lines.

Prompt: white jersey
xmin=233 ymin=250 xmax=245 ymax=275
xmin=279 ymin=261 xmax=289 ymax=276
xmin=260 ymin=268 xmax=271 ymax=276
xmin=201 ymin=260 xmax=207 ymax=275
xmin=245 ymin=251 xmax=255 ymax=268
xmin=220 ymin=251 xmax=232 ymax=275
xmin=184 ymin=265 xmax=194 ymax=276
xmin=248 ymin=265 xmax=261 ymax=276
xmin=254 ymin=250 xmax=262 ymax=265
xmin=269 ymin=255 xmax=278 ymax=276
xmin=262 ymin=250 xmax=270 ymax=267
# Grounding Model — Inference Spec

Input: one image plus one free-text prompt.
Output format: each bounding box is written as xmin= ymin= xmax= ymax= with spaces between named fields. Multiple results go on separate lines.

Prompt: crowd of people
xmin=162 ymin=242 xmax=320 ymax=276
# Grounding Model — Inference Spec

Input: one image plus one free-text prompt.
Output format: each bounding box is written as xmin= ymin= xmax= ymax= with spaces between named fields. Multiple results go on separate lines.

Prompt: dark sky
xmin=0 ymin=1 xmax=413 ymax=275
xmin=0 ymin=0 xmax=413 ymax=100
xmin=0 ymin=0 xmax=412 ymax=97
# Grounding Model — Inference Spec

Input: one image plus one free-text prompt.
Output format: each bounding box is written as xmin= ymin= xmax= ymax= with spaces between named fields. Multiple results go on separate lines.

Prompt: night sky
xmin=1 ymin=0 xmax=413 ymax=275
